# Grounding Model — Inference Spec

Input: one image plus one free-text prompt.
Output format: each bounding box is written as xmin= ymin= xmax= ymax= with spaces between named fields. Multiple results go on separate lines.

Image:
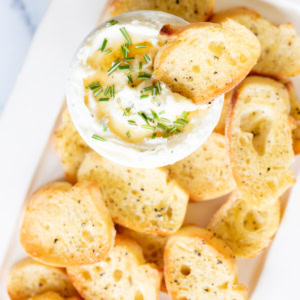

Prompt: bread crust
xmin=154 ymin=20 xmax=261 ymax=104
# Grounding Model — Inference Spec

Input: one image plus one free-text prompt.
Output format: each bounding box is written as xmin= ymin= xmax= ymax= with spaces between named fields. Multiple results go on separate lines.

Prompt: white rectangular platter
xmin=0 ymin=0 xmax=300 ymax=299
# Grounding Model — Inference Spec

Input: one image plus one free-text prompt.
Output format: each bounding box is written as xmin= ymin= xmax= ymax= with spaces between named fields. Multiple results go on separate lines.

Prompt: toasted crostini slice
xmin=210 ymin=7 xmax=300 ymax=78
xmin=54 ymin=109 xmax=90 ymax=183
xmin=77 ymin=152 xmax=189 ymax=236
xmin=26 ymin=291 xmax=81 ymax=300
xmin=164 ymin=226 xmax=248 ymax=300
xmin=20 ymin=181 xmax=115 ymax=267
xmin=227 ymin=76 xmax=295 ymax=208
xmin=67 ymin=235 xmax=162 ymax=300
xmin=7 ymin=257 xmax=78 ymax=300
xmin=167 ymin=132 xmax=235 ymax=201
xmin=208 ymin=192 xmax=281 ymax=258
xmin=109 ymin=0 xmax=214 ymax=23
xmin=154 ymin=19 xmax=260 ymax=104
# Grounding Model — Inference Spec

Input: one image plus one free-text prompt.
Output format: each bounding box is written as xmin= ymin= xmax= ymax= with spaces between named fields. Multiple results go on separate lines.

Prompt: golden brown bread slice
xmin=214 ymin=90 xmax=233 ymax=135
xmin=208 ymin=192 xmax=281 ymax=258
xmin=164 ymin=226 xmax=248 ymax=300
xmin=20 ymin=181 xmax=115 ymax=267
xmin=210 ymin=7 xmax=300 ymax=78
xmin=109 ymin=0 xmax=214 ymax=23
xmin=67 ymin=235 xmax=162 ymax=300
xmin=227 ymin=76 xmax=295 ymax=208
xmin=6 ymin=257 xmax=78 ymax=300
xmin=54 ymin=109 xmax=90 ymax=183
xmin=26 ymin=291 xmax=81 ymax=300
xmin=117 ymin=226 xmax=166 ymax=269
xmin=154 ymin=19 xmax=261 ymax=104
xmin=77 ymin=152 xmax=189 ymax=235
xmin=167 ymin=132 xmax=235 ymax=201
xmin=285 ymin=81 xmax=300 ymax=155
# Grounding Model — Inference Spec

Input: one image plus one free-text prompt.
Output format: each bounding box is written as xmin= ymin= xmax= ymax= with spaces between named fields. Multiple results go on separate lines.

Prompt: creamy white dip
xmin=67 ymin=11 xmax=223 ymax=168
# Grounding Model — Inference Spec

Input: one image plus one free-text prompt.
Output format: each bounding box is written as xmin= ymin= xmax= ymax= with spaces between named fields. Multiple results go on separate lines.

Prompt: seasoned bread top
xmin=20 ymin=181 xmax=115 ymax=267
xmin=167 ymin=132 xmax=235 ymax=201
xmin=210 ymin=7 xmax=300 ymax=78
xmin=154 ymin=19 xmax=260 ymax=104
xmin=26 ymin=291 xmax=81 ymax=300
xmin=7 ymin=257 xmax=77 ymax=300
xmin=208 ymin=192 xmax=281 ymax=258
xmin=67 ymin=235 xmax=162 ymax=300
xmin=164 ymin=226 xmax=248 ymax=300
xmin=77 ymin=152 xmax=189 ymax=235
xmin=109 ymin=0 xmax=214 ymax=23
xmin=227 ymin=76 xmax=295 ymax=208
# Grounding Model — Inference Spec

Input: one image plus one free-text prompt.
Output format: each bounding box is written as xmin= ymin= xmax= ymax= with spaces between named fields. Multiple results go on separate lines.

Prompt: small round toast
xmin=109 ymin=0 xmax=214 ymax=23
xmin=20 ymin=181 xmax=115 ymax=267
xmin=208 ymin=192 xmax=281 ymax=258
xmin=210 ymin=7 xmax=300 ymax=78
xmin=167 ymin=132 xmax=235 ymax=201
xmin=77 ymin=152 xmax=189 ymax=236
xmin=67 ymin=235 xmax=162 ymax=300
xmin=54 ymin=109 xmax=90 ymax=183
xmin=164 ymin=226 xmax=248 ymax=300
xmin=6 ymin=257 xmax=78 ymax=300
xmin=26 ymin=291 xmax=81 ymax=300
xmin=154 ymin=19 xmax=261 ymax=104
xmin=227 ymin=76 xmax=295 ymax=208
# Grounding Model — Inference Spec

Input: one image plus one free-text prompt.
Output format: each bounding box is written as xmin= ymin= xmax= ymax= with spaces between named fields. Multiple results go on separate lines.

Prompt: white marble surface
xmin=0 ymin=0 xmax=49 ymax=113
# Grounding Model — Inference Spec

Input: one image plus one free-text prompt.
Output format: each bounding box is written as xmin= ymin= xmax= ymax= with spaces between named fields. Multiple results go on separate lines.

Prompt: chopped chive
xmin=110 ymin=85 xmax=115 ymax=98
xmin=163 ymin=130 xmax=170 ymax=138
xmin=169 ymin=127 xmax=178 ymax=134
xmin=135 ymin=44 xmax=147 ymax=49
xmin=178 ymin=118 xmax=188 ymax=124
xmin=119 ymin=65 xmax=130 ymax=70
xmin=157 ymin=123 xmax=166 ymax=130
xmin=99 ymin=38 xmax=108 ymax=52
xmin=119 ymin=27 xmax=132 ymax=45
xmin=144 ymin=55 xmax=151 ymax=63
xmin=121 ymin=45 xmax=130 ymax=58
xmin=127 ymin=75 xmax=133 ymax=83
xmin=103 ymin=125 xmax=107 ymax=132
xmin=128 ymin=120 xmax=137 ymax=126
xmin=143 ymin=86 xmax=154 ymax=91
xmin=87 ymin=81 xmax=100 ymax=89
xmin=106 ymin=19 xmax=118 ymax=26
xmin=138 ymin=112 xmax=149 ymax=124
xmin=104 ymin=49 xmax=112 ymax=54
xmin=173 ymin=121 xmax=184 ymax=127
xmin=159 ymin=110 xmax=165 ymax=115
xmin=151 ymin=111 xmax=159 ymax=121
xmin=152 ymin=87 xmax=158 ymax=96
xmin=92 ymin=134 xmax=106 ymax=141
xmin=160 ymin=118 xmax=171 ymax=123
xmin=139 ymin=61 xmax=143 ymax=70
xmin=182 ymin=111 xmax=188 ymax=120
xmin=104 ymin=86 xmax=111 ymax=96
xmin=152 ymin=69 xmax=158 ymax=74
xmin=99 ymin=98 xmax=110 ymax=102
xmin=142 ymin=125 xmax=155 ymax=130
xmin=94 ymin=87 xmax=103 ymax=96
xmin=157 ymin=81 xmax=161 ymax=93
xmin=140 ymin=95 xmax=149 ymax=99
xmin=138 ymin=74 xmax=151 ymax=79
xmin=152 ymin=133 xmax=157 ymax=139
xmin=108 ymin=62 xmax=122 ymax=75
xmin=123 ymin=107 xmax=131 ymax=116
xmin=126 ymin=131 xmax=131 ymax=138
xmin=124 ymin=57 xmax=134 ymax=61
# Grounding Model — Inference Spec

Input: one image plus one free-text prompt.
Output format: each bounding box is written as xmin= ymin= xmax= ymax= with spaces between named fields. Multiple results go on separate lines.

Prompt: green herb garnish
xmin=140 ymin=95 xmax=149 ymax=99
xmin=135 ymin=44 xmax=147 ymax=49
xmin=138 ymin=74 xmax=151 ymax=79
xmin=138 ymin=112 xmax=149 ymax=124
xmin=157 ymin=81 xmax=161 ymax=93
xmin=119 ymin=27 xmax=132 ymax=45
xmin=99 ymin=38 xmax=107 ymax=52
xmin=139 ymin=61 xmax=143 ymax=70
xmin=123 ymin=107 xmax=131 ymax=116
xmin=110 ymin=85 xmax=115 ymax=98
xmin=151 ymin=111 xmax=159 ymax=121
xmin=127 ymin=75 xmax=133 ymax=83
xmin=92 ymin=134 xmax=106 ymax=141
xmin=124 ymin=57 xmax=134 ymax=62
xmin=159 ymin=110 xmax=165 ymax=115
xmin=152 ymin=133 xmax=157 ymax=139
xmin=106 ymin=19 xmax=118 ymax=26
xmin=104 ymin=49 xmax=112 ymax=54
xmin=160 ymin=118 xmax=171 ymax=123
xmin=108 ymin=61 xmax=122 ymax=75
xmin=157 ymin=123 xmax=166 ymax=130
xmin=128 ymin=120 xmax=137 ymax=126
xmin=126 ymin=131 xmax=131 ymax=138
xmin=182 ymin=111 xmax=188 ymax=120
xmin=119 ymin=65 xmax=130 ymax=70
xmin=99 ymin=98 xmax=110 ymax=102
xmin=144 ymin=55 xmax=151 ymax=63
xmin=142 ymin=125 xmax=155 ymax=130
xmin=104 ymin=86 xmax=111 ymax=96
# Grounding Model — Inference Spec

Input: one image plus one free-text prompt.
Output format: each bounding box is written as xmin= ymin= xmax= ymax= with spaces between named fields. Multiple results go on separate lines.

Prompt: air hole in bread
xmin=81 ymin=271 xmax=91 ymax=281
xmin=113 ymin=269 xmax=123 ymax=282
xmin=81 ymin=230 xmax=94 ymax=243
xmin=105 ymin=257 xmax=111 ymax=263
xmin=243 ymin=211 xmax=263 ymax=231
xmin=167 ymin=207 xmax=173 ymax=220
xmin=240 ymin=111 xmax=272 ymax=156
xmin=93 ymin=266 xmax=103 ymax=273
xmin=192 ymin=65 xmax=200 ymax=73
xmin=240 ymin=54 xmax=248 ymax=63
xmin=208 ymin=41 xmax=225 ymax=57
xmin=218 ymin=282 xmax=228 ymax=290
xmin=180 ymin=265 xmax=191 ymax=276
xmin=134 ymin=290 xmax=144 ymax=300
